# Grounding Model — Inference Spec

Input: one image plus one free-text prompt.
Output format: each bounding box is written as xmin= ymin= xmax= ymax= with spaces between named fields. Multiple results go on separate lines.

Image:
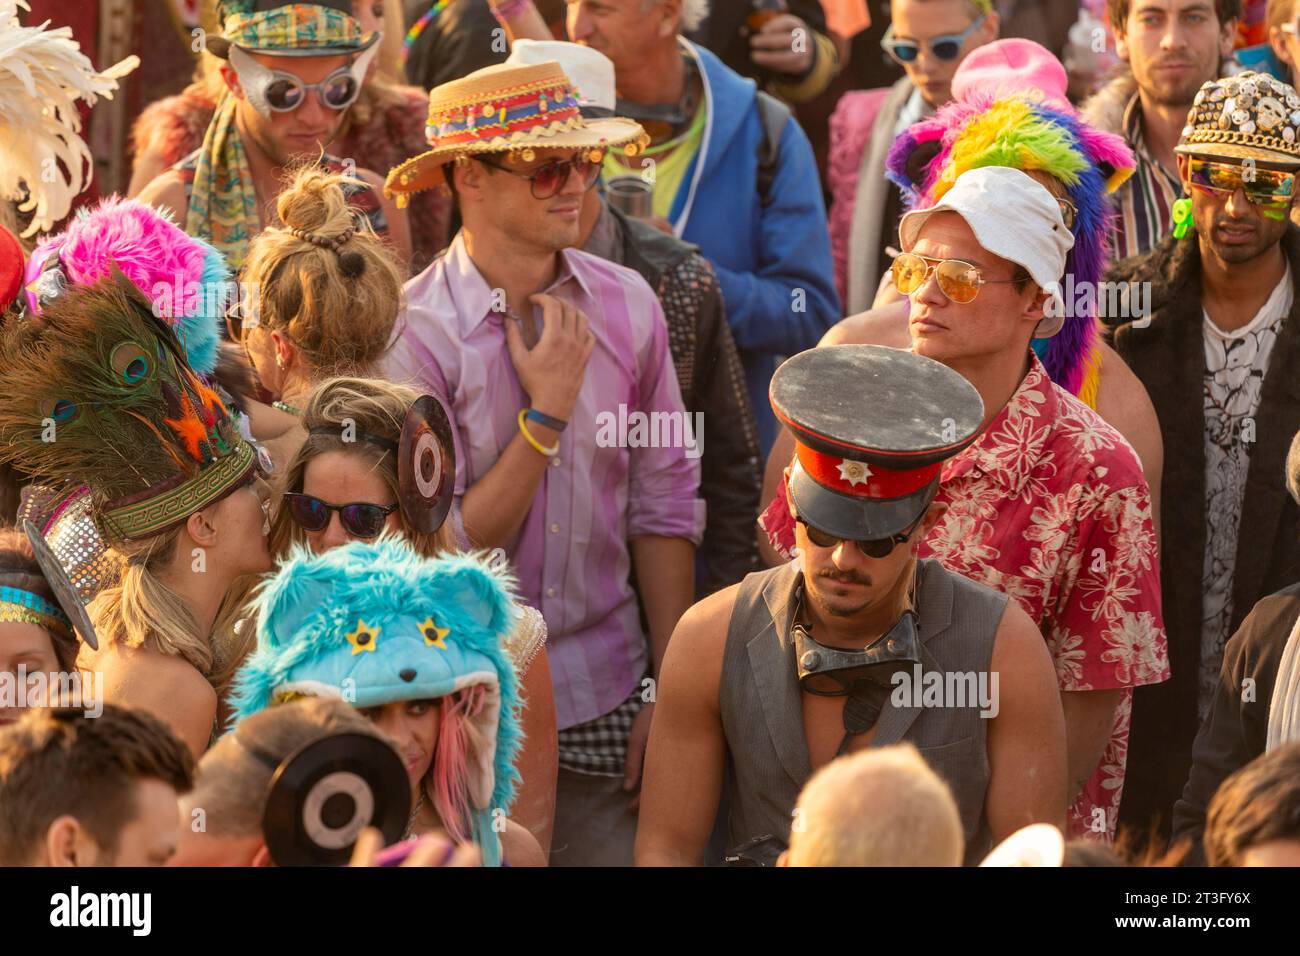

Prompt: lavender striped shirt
xmin=385 ymin=234 xmax=706 ymax=729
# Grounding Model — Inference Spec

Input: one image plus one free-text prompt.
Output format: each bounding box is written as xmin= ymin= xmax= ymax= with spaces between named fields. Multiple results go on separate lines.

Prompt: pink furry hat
xmin=23 ymin=197 xmax=227 ymax=375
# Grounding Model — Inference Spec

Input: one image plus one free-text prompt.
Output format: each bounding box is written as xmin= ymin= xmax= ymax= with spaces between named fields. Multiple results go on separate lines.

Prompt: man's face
xmin=567 ymin=0 xmax=666 ymax=80
xmin=904 ymin=211 xmax=1042 ymax=368
xmin=108 ymin=779 xmax=182 ymax=866
xmin=226 ymin=52 xmax=353 ymax=166
xmin=789 ymin=496 xmax=940 ymax=620
xmin=1178 ymin=154 xmax=1296 ymax=264
xmin=466 ymin=148 xmax=598 ymax=253
xmin=890 ymin=0 xmax=996 ymax=107
xmin=1117 ymin=1 xmax=1235 ymax=108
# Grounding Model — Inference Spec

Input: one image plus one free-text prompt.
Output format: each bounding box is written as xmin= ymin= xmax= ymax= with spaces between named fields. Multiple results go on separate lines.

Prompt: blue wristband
xmin=525 ymin=408 xmax=568 ymax=433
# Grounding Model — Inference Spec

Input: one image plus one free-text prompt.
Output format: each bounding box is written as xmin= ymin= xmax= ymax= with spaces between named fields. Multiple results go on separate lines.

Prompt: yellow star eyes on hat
xmin=420 ymin=616 xmax=450 ymax=650
xmin=345 ymin=619 xmax=380 ymax=655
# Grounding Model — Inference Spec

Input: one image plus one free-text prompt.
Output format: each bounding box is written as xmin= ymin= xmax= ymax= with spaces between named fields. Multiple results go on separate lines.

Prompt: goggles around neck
xmin=881 ymin=15 xmax=985 ymax=64
xmin=228 ymin=42 xmax=379 ymax=119
xmin=1188 ymin=157 xmax=1297 ymax=218
xmin=792 ymin=581 xmax=922 ymax=697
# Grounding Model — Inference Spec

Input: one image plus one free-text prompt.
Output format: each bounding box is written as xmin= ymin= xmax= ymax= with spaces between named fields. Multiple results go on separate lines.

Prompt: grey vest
xmin=720 ymin=558 xmax=1007 ymax=866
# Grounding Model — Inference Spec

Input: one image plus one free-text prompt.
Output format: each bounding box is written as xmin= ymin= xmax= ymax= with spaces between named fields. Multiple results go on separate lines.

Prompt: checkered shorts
xmin=556 ymin=686 xmax=646 ymax=777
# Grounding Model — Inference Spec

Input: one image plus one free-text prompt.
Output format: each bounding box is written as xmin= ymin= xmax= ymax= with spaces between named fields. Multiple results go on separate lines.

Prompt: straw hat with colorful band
xmin=385 ymin=61 xmax=649 ymax=203
xmin=205 ymin=0 xmax=380 ymax=58
xmin=771 ymin=345 xmax=984 ymax=543
xmin=0 ymin=271 xmax=257 ymax=546
xmin=1176 ymin=71 xmax=1300 ymax=167
xmin=0 ymin=585 xmax=72 ymax=642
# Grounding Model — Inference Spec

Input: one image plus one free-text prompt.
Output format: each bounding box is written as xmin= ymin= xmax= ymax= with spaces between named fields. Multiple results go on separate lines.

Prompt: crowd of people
xmin=1 ymin=0 xmax=1300 ymax=871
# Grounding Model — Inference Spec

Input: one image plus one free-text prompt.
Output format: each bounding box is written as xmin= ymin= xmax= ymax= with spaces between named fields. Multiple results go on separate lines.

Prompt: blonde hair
xmin=269 ymin=376 xmax=458 ymax=560
xmin=88 ymin=529 xmax=212 ymax=676
xmin=786 ymin=743 xmax=965 ymax=867
xmin=241 ymin=167 xmax=403 ymax=378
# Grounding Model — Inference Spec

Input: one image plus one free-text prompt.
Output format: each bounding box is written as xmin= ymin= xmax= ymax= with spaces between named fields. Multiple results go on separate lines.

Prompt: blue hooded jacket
xmin=668 ymin=40 xmax=840 ymax=449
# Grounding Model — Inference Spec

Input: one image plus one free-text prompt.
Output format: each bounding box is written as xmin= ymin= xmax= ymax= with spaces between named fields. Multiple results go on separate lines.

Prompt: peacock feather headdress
xmin=0 ymin=270 xmax=255 ymax=543
xmin=886 ymin=93 xmax=1135 ymax=400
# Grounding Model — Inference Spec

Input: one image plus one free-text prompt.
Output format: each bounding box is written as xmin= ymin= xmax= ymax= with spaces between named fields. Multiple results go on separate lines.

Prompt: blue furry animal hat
xmin=230 ymin=535 xmax=523 ymax=866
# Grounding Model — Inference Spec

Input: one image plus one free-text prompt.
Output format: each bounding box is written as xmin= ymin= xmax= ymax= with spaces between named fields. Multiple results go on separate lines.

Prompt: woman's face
xmin=299 ymin=450 xmax=404 ymax=554
xmin=0 ymin=621 xmax=61 ymax=727
xmin=205 ymin=475 xmax=274 ymax=576
xmin=360 ymin=698 xmax=440 ymax=789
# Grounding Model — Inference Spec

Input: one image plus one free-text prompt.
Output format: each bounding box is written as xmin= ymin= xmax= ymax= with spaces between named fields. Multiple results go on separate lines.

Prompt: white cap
xmin=505 ymin=39 xmax=616 ymax=112
xmin=898 ymin=166 xmax=1075 ymax=338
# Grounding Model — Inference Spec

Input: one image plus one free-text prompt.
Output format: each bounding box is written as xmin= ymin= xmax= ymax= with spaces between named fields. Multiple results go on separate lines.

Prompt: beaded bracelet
xmin=517 ymin=408 xmax=559 ymax=457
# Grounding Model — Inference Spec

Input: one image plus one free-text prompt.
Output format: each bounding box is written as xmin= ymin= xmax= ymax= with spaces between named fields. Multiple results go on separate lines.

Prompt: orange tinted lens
xmin=892 ymin=253 xmax=928 ymax=294
xmin=935 ymin=259 xmax=982 ymax=303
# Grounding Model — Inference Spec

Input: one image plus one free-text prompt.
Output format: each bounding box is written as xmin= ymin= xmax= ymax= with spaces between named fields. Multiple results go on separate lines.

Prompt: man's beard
xmin=810 ymin=568 xmax=876 ymax=617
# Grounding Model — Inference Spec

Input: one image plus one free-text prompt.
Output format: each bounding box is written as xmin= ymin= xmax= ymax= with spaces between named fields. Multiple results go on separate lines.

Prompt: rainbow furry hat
xmin=229 ymin=535 xmax=523 ymax=866
xmin=886 ymin=94 xmax=1135 ymax=398
xmin=23 ymin=197 xmax=227 ymax=376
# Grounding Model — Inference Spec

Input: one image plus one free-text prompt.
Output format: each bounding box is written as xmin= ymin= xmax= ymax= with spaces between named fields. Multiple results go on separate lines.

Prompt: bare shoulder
xmin=990 ymin=597 xmax=1052 ymax=677
xmin=819 ymin=300 xmax=911 ymax=348
xmin=502 ymin=818 xmax=547 ymax=867
xmin=134 ymin=169 xmax=190 ymax=222
xmin=660 ymin=581 xmax=745 ymax=705
xmin=94 ymin=644 xmax=216 ymax=755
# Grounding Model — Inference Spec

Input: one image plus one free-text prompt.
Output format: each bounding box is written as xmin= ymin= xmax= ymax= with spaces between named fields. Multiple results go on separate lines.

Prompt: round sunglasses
xmin=881 ymin=15 xmax=985 ymax=64
xmin=796 ymin=512 xmax=926 ymax=559
xmin=891 ymin=252 xmax=1025 ymax=304
xmin=283 ymin=492 xmax=398 ymax=539
xmin=476 ymin=152 xmax=604 ymax=200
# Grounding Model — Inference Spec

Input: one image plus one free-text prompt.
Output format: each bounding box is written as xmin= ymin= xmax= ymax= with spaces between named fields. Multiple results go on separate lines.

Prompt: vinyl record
xmin=22 ymin=519 xmax=98 ymax=650
xmin=398 ymin=394 xmax=455 ymax=534
xmin=262 ymin=731 xmax=411 ymax=866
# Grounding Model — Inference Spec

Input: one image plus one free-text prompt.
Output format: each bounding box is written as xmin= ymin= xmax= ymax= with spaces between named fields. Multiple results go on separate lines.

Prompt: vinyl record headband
xmin=239 ymin=729 xmax=411 ymax=866
xmin=22 ymin=519 xmax=99 ymax=650
xmin=305 ymin=394 xmax=455 ymax=535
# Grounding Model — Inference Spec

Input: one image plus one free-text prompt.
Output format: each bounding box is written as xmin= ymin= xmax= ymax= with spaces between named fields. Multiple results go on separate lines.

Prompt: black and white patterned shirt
xmin=1200 ymin=267 xmax=1292 ymax=720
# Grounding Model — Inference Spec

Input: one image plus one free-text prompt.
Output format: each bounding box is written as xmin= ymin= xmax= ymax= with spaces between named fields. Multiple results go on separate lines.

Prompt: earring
xmin=276 ymin=354 xmax=286 ymax=369
xmin=1172 ymin=197 xmax=1193 ymax=239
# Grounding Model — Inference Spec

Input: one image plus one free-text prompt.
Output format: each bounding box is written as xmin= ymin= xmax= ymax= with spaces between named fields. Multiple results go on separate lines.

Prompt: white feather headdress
xmin=0 ymin=0 xmax=139 ymax=236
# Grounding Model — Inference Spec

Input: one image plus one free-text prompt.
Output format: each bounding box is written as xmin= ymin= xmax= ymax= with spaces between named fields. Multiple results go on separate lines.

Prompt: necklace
xmin=272 ymin=400 xmax=301 ymax=416
xmin=403 ymin=791 xmax=426 ymax=840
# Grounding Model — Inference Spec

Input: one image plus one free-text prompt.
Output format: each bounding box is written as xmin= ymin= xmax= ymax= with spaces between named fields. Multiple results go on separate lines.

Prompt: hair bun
xmin=338 ymin=251 xmax=366 ymax=278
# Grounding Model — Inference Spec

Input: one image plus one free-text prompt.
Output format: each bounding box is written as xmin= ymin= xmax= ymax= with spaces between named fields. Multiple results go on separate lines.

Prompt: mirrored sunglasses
xmin=1188 ymin=157 xmax=1296 ymax=211
xmin=891 ymin=252 xmax=1024 ymax=304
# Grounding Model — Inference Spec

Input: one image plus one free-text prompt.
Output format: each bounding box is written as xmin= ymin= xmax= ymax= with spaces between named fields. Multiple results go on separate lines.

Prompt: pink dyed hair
xmin=423 ymin=683 xmax=488 ymax=844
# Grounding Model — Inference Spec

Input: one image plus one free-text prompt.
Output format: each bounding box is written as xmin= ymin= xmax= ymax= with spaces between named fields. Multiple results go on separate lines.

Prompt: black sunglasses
xmin=283 ymin=492 xmax=398 ymax=539
xmin=796 ymin=511 xmax=926 ymax=559
xmin=476 ymin=152 xmax=604 ymax=200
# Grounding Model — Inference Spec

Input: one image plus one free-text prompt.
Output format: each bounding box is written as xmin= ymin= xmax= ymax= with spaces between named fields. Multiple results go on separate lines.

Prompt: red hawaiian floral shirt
xmin=759 ymin=355 xmax=1169 ymax=840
